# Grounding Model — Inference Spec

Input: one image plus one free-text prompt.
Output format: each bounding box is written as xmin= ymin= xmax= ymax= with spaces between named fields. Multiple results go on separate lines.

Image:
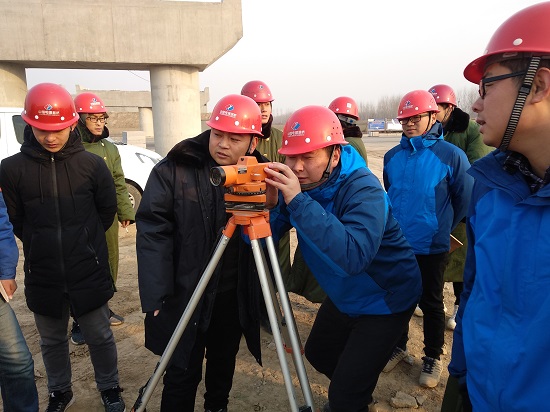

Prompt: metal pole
xmin=250 ymin=238 xmax=301 ymax=412
xmin=134 ymin=234 xmax=230 ymax=412
xmin=265 ymin=236 xmax=315 ymax=408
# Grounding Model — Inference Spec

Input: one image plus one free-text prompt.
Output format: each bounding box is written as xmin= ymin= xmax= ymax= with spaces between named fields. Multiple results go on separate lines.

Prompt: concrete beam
xmin=0 ymin=0 xmax=242 ymax=71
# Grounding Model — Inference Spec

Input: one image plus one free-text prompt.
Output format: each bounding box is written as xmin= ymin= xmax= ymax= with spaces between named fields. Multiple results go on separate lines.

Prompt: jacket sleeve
xmin=450 ymin=150 xmax=473 ymax=230
xmin=109 ymin=144 xmax=136 ymax=222
xmin=0 ymin=161 xmax=24 ymax=240
xmin=94 ymin=158 xmax=117 ymax=231
xmin=448 ymin=205 xmax=477 ymax=380
xmin=0 ymin=191 xmax=18 ymax=280
xmin=136 ymin=162 xmax=176 ymax=313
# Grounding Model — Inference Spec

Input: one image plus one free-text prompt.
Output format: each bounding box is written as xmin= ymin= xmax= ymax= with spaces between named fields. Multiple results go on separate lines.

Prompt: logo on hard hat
xmin=90 ymin=98 xmax=101 ymax=107
xmin=38 ymin=104 xmax=60 ymax=117
xmin=402 ymin=100 xmax=413 ymax=110
xmin=288 ymin=122 xmax=305 ymax=137
xmin=429 ymin=88 xmax=437 ymax=95
xmin=219 ymin=104 xmax=237 ymax=119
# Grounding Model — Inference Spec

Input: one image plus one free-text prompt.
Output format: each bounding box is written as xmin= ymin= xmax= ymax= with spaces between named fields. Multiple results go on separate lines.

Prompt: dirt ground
xmin=6 ymin=136 xmax=456 ymax=412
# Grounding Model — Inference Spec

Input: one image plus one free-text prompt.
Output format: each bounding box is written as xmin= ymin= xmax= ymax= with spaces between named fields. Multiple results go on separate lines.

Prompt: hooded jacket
xmin=0 ymin=126 xmax=117 ymax=318
xmin=383 ymin=122 xmax=473 ymax=254
xmin=77 ymin=123 xmax=135 ymax=285
xmin=136 ymin=130 xmax=264 ymax=369
xmin=270 ymin=145 xmax=422 ymax=316
xmin=449 ymin=151 xmax=550 ymax=410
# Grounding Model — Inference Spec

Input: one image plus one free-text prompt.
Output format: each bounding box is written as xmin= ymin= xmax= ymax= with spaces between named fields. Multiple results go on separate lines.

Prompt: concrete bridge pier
xmin=138 ymin=106 xmax=154 ymax=148
xmin=150 ymin=65 xmax=202 ymax=156
xmin=0 ymin=64 xmax=27 ymax=108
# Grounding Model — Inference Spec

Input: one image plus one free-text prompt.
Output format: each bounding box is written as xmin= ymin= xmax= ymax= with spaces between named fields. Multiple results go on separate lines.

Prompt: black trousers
xmin=396 ymin=252 xmax=448 ymax=359
xmin=160 ymin=289 xmax=242 ymax=412
xmin=453 ymin=281 xmax=464 ymax=305
xmin=305 ymin=298 xmax=414 ymax=412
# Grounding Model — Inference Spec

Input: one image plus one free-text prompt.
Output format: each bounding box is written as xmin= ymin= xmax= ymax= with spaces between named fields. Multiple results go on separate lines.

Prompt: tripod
xmin=132 ymin=209 xmax=315 ymax=412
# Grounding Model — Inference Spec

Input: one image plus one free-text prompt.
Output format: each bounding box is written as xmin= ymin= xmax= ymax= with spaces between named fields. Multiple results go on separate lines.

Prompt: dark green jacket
xmin=256 ymin=126 xmax=285 ymax=163
xmin=78 ymin=123 xmax=135 ymax=284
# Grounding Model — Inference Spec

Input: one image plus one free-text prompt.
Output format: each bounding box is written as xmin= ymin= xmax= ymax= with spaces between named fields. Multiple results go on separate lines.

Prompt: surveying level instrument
xmin=132 ymin=157 xmax=315 ymax=412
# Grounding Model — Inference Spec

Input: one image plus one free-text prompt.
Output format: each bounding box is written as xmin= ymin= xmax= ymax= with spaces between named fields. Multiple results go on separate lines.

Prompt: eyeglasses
xmin=398 ymin=113 xmax=429 ymax=125
xmin=478 ymin=71 xmax=526 ymax=99
xmin=86 ymin=116 xmax=107 ymax=124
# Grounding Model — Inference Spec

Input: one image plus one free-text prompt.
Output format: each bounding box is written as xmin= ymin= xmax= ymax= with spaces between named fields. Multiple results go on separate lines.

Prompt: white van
xmin=0 ymin=107 xmax=162 ymax=211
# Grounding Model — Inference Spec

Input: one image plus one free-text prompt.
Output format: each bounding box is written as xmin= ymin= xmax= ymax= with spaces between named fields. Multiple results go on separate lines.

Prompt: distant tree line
xmin=273 ymin=86 xmax=479 ymax=126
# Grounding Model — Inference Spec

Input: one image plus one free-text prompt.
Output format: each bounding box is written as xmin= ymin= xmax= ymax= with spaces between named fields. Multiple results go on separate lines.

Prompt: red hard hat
xmin=279 ymin=106 xmax=347 ymax=156
xmin=328 ymin=96 xmax=360 ymax=120
xmin=206 ymin=94 xmax=263 ymax=136
xmin=21 ymin=83 xmax=79 ymax=131
xmin=241 ymin=80 xmax=274 ymax=103
xmin=464 ymin=2 xmax=550 ymax=83
xmin=428 ymin=84 xmax=457 ymax=107
xmin=74 ymin=92 xmax=107 ymax=114
xmin=397 ymin=90 xmax=439 ymax=119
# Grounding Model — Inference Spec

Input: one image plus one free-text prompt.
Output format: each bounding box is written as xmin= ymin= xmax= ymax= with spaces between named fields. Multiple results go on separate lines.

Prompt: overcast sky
xmin=26 ymin=0 xmax=543 ymax=113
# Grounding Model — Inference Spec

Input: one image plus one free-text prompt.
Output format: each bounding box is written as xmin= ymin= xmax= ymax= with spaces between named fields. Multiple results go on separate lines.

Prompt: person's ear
xmin=249 ymin=136 xmax=258 ymax=154
xmin=332 ymin=146 xmax=341 ymax=168
xmin=530 ymin=67 xmax=550 ymax=103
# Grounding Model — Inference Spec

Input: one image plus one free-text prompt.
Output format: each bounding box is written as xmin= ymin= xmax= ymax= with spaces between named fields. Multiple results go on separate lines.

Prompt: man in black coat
xmin=137 ymin=94 xmax=267 ymax=412
xmin=0 ymin=83 xmax=125 ymax=411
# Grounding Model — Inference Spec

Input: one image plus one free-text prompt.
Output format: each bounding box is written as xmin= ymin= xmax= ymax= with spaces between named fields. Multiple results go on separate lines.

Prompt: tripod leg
xmin=250 ymin=238 xmax=303 ymax=412
xmin=259 ymin=248 xmax=305 ymax=356
xmin=265 ymin=236 xmax=315 ymax=409
xmin=133 ymin=234 xmax=231 ymax=412
xmin=258 ymin=249 xmax=288 ymax=335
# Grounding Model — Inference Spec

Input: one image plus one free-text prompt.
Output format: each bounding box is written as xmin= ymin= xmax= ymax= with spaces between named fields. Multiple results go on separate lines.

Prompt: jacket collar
xmin=470 ymin=151 xmax=550 ymax=202
xmin=306 ymin=144 xmax=366 ymax=204
xmin=21 ymin=125 xmax=85 ymax=162
xmin=400 ymin=121 xmax=444 ymax=153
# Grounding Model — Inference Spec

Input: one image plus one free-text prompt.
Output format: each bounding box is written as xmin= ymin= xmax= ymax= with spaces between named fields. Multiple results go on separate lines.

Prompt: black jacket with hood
xmin=136 ymin=130 xmax=265 ymax=369
xmin=0 ymin=126 xmax=117 ymax=318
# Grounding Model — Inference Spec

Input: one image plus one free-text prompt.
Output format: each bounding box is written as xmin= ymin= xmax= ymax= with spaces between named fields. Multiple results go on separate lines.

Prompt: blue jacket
xmin=271 ymin=145 xmax=421 ymax=316
xmin=0 ymin=191 xmax=18 ymax=280
xmin=383 ymin=122 xmax=473 ymax=254
xmin=449 ymin=151 xmax=550 ymax=411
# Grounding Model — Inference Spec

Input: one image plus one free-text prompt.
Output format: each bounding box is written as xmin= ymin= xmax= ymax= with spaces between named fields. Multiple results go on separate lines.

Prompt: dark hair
xmin=487 ymin=54 xmax=550 ymax=86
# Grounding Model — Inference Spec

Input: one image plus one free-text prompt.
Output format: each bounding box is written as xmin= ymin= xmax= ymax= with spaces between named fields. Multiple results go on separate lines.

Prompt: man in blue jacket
xmin=0 ymin=190 xmax=38 ymax=411
xmin=264 ymin=105 xmax=421 ymax=412
xmin=382 ymin=90 xmax=472 ymax=388
xmin=447 ymin=3 xmax=550 ymax=411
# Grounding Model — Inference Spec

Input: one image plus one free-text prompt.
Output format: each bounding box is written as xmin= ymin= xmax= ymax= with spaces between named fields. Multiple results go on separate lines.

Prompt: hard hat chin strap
xmin=300 ymin=146 xmax=336 ymax=191
xmin=499 ymin=56 xmax=541 ymax=152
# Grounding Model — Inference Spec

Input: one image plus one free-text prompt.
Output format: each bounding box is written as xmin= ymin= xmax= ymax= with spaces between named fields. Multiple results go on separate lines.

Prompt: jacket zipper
xmin=51 ymin=154 xmax=67 ymax=292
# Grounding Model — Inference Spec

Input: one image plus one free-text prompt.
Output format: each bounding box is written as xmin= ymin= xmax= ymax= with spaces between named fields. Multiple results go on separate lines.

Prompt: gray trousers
xmin=34 ymin=300 xmax=119 ymax=393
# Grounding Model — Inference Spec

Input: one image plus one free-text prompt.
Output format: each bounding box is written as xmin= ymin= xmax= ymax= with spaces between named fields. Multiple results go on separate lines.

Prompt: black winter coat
xmin=136 ymin=130 xmax=264 ymax=369
xmin=0 ymin=126 xmax=117 ymax=318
